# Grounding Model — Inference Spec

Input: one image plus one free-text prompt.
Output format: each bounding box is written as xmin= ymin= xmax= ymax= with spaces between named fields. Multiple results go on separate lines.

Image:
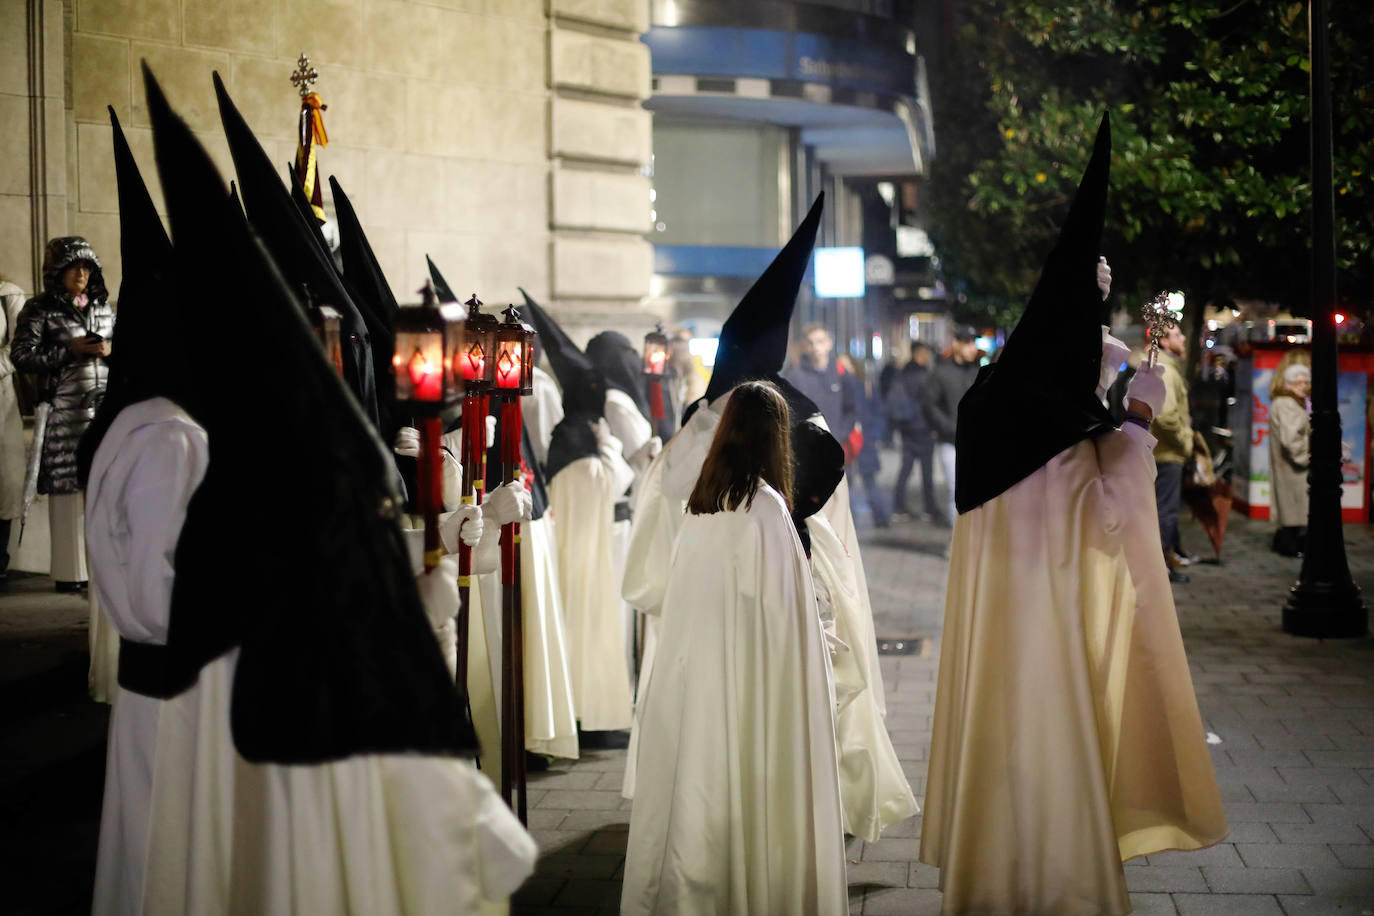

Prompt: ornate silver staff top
xmin=1143 ymin=291 xmax=1178 ymax=368
xmin=290 ymin=53 xmax=319 ymax=98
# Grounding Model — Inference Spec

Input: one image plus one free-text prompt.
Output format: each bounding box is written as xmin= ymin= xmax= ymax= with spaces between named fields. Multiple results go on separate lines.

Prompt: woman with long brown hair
xmin=622 ymin=379 xmax=847 ymax=915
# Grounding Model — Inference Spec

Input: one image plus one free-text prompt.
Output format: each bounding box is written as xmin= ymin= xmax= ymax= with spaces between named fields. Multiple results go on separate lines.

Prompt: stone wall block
xmin=551 ymin=168 xmax=648 ymax=233
xmin=73 ymin=34 xmax=131 ymax=125
xmin=551 ymin=98 xmax=650 ymax=165
xmin=0 ymin=95 xmax=32 ymax=197
xmin=0 ymin=196 xmax=36 ymax=293
xmin=78 ymin=0 xmax=180 ymax=44
xmin=551 ymin=234 xmax=650 ymax=300
xmin=363 ymin=149 xmax=445 ymax=229
xmin=183 ymin=0 xmax=278 ymax=54
xmin=0 ymin=2 xmax=29 ymax=95
xmin=279 ymin=0 xmax=365 ymax=66
xmin=404 ymin=79 xmax=484 ymax=155
xmin=550 ymin=29 xmax=649 ymax=100
xmin=227 ymin=56 xmax=303 ymax=144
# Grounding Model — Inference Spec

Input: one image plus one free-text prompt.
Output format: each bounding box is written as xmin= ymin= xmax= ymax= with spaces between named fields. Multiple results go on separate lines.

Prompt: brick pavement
xmin=516 ymin=504 xmax=1374 ymax=915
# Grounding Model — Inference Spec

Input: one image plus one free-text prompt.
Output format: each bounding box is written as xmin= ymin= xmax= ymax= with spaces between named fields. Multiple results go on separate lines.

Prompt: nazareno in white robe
xmin=88 ymin=397 xmax=235 ymax=916
xmin=622 ymin=484 xmax=847 ymax=916
xmin=920 ymin=424 xmax=1228 ymax=916
xmin=548 ymin=426 xmax=636 ymax=731
xmin=90 ymin=398 xmax=537 ymax=916
xmin=621 ymin=399 xmax=916 ymax=842
xmin=603 ymin=387 xmax=654 ymax=689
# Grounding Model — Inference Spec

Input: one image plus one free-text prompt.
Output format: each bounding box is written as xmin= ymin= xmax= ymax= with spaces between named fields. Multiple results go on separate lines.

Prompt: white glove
xmin=1097 ymin=256 xmax=1112 ymax=301
xmin=440 ymin=451 xmax=462 ymax=511
xmin=592 ymin=418 xmax=625 ymax=465
xmin=1126 ymin=364 xmax=1167 ymax=417
xmin=439 ymin=503 xmax=484 ymax=551
xmin=1098 ymin=326 xmax=1132 ymax=398
xmin=394 ymin=426 xmax=420 ymax=458
xmin=415 ymin=555 xmax=461 ymax=630
xmin=628 ymin=436 xmax=663 ymax=474
xmin=483 ymin=480 xmax=532 ymax=525
xmin=485 ymin=414 xmax=497 ymax=449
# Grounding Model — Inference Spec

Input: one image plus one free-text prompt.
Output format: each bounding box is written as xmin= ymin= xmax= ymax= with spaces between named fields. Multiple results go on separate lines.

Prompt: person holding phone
xmin=11 ymin=237 xmax=114 ymax=591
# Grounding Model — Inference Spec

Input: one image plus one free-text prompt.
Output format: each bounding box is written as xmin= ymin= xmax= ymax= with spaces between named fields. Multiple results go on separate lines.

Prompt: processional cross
xmin=1143 ymin=292 xmax=1178 ymax=369
xmin=290 ymin=53 xmax=319 ymax=98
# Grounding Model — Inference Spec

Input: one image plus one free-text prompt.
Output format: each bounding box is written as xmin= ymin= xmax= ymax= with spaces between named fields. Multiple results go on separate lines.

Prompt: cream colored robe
xmin=622 ymin=485 xmax=847 ymax=916
xmin=920 ymin=424 xmax=1228 ymax=916
xmin=1268 ymin=394 xmax=1310 ymax=527
xmin=548 ymin=438 xmax=636 ymax=731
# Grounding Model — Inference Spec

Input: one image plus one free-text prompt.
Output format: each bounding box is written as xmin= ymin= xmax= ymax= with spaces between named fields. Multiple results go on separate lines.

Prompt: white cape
xmin=622 ymin=486 xmax=847 ymax=915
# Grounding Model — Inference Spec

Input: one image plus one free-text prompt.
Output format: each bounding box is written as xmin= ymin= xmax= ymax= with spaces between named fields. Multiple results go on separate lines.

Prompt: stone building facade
xmin=1 ymin=0 xmax=654 ymax=336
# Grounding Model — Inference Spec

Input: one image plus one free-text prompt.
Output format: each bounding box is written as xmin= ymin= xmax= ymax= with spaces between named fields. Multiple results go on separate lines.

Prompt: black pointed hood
xmin=518 ymin=289 xmax=608 ymax=481
xmin=705 ymin=193 xmax=824 ymax=402
xmin=586 ymin=330 xmax=650 ymax=420
xmin=212 ymin=71 xmax=383 ymax=432
xmin=955 ymin=112 xmax=1116 ymax=514
xmin=426 ymin=256 xmax=459 ymax=304
xmin=76 ymin=106 xmax=180 ymax=487
xmin=145 ymin=62 xmax=476 ymax=762
xmin=330 ymin=176 xmax=399 ymax=330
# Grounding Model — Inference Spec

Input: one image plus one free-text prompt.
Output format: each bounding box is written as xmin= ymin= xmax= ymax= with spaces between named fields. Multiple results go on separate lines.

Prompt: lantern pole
xmin=1282 ymin=0 xmax=1366 ymax=637
xmin=456 ymin=295 xmax=494 ymax=700
xmin=495 ymin=304 xmax=532 ymax=823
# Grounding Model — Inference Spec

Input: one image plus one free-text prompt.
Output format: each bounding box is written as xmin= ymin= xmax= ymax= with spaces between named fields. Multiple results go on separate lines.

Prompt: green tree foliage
xmin=925 ymin=0 xmax=1374 ymax=331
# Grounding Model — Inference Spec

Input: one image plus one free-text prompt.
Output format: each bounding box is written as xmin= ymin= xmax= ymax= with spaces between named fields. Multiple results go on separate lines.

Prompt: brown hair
xmin=687 ymin=380 xmax=794 ymax=514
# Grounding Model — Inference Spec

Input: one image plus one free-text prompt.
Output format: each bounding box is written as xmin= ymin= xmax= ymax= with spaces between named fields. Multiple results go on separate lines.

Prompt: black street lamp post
xmin=1281 ymin=0 xmax=1367 ymax=637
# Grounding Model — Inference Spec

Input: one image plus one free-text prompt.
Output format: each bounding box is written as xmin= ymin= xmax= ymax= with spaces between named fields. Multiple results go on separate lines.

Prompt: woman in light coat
xmin=1269 ymin=359 xmax=1311 ymax=557
xmin=0 ymin=274 xmax=26 ymax=576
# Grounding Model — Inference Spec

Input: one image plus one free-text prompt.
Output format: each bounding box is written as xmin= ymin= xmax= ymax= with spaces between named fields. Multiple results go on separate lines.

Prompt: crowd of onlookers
xmin=782 ymin=322 xmax=983 ymax=531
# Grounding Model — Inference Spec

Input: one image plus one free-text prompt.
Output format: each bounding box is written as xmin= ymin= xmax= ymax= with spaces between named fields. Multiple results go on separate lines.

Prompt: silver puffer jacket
xmin=11 ymin=291 xmax=115 ymax=494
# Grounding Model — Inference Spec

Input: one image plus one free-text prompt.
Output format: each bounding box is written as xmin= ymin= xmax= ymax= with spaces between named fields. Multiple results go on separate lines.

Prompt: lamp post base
xmin=1282 ymin=581 xmax=1367 ymax=638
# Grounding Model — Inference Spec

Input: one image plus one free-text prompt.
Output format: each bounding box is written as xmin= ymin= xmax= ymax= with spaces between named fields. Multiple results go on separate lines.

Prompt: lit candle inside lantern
xmin=496 ymin=343 xmax=522 ymax=388
xmin=408 ymin=347 xmax=442 ymax=401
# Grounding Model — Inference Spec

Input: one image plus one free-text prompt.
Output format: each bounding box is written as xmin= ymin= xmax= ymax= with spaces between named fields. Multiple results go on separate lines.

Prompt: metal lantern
xmin=455 ymin=294 xmax=498 ymax=393
xmin=494 ymin=304 xmax=535 ymax=395
xmin=393 ymin=283 xmax=462 ymax=412
xmin=310 ymin=304 xmax=345 ymax=377
xmin=642 ymin=324 xmax=669 ymax=377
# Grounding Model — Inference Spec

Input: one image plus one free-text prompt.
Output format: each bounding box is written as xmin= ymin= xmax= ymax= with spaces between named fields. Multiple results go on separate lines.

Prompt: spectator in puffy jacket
xmin=11 ymin=237 xmax=114 ymax=590
xmin=921 ymin=326 xmax=982 ymax=525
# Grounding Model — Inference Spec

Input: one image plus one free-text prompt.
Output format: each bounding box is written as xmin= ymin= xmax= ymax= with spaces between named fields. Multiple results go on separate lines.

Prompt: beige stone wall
xmin=1 ymin=0 xmax=653 ymax=327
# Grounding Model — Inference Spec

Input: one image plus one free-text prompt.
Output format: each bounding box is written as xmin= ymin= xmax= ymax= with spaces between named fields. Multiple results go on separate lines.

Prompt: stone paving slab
xmin=517 ymin=496 xmax=1374 ymax=914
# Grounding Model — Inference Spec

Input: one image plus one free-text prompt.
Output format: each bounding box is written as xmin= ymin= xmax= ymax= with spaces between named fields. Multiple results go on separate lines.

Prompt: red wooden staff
xmin=454 ymin=296 xmax=497 ymax=691
xmin=493 ymin=304 xmax=535 ymax=823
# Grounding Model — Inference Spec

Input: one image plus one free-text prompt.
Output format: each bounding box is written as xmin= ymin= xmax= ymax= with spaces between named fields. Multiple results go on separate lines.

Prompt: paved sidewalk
xmin=516 ymin=504 xmax=1374 ymax=915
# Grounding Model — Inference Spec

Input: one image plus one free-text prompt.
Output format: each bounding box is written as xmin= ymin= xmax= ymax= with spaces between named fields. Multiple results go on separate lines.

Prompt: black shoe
xmin=1168 ymin=569 xmax=1190 ymax=584
xmin=55 ymin=580 xmax=86 ymax=594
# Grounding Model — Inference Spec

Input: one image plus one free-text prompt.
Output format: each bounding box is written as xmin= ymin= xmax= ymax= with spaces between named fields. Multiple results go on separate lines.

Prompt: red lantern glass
xmin=393 ymin=286 xmax=462 ymax=412
xmin=456 ymin=294 xmax=498 ymax=393
xmin=496 ymin=304 xmax=535 ymax=395
xmin=643 ymin=324 xmax=669 ymax=377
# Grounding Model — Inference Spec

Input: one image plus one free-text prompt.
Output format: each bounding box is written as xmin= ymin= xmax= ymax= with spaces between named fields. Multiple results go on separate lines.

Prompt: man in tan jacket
xmin=1151 ymin=323 xmax=1194 ymax=582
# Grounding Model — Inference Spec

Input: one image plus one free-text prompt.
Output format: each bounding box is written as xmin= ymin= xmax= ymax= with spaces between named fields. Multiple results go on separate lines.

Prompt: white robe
xmin=622 ymin=485 xmax=847 ymax=916
xmin=920 ymin=425 xmax=1227 ymax=916
xmin=548 ymin=444 xmax=636 ymax=731
xmin=87 ymin=397 xmax=235 ymax=916
xmin=91 ymin=398 xmax=536 ymax=916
